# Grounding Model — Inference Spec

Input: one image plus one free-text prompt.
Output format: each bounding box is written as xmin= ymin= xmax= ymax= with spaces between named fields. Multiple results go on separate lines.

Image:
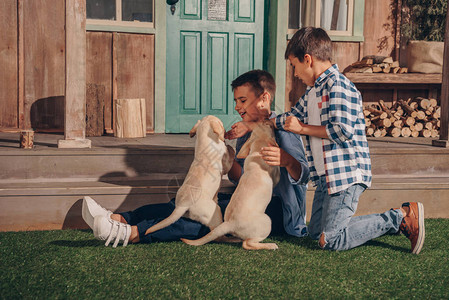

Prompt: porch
xmin=1 ymin=132 xmax=448 ymax=232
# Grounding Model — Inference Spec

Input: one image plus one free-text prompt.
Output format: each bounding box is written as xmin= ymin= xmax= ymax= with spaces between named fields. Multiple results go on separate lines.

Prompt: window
xmin=288 ymin=0 xmax=363 ymax=41
xmin=87 ymin=0 xmax=154 ymax=28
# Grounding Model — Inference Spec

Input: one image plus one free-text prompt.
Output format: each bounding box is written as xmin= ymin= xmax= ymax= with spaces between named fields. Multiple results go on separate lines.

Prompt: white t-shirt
xmin=307 ymin=87 xmax=325 ymax=176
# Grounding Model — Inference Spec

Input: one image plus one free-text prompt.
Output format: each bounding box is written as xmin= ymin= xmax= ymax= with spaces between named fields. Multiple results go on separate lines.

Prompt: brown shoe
xmin=399 ymin=202 xmax=425 ymax=254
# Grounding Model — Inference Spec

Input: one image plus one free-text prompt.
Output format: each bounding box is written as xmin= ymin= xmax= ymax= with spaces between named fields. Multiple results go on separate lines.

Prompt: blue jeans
xmin=120 ymin=194 xmax=285 ymax=243
xmin=308 ymin=176 xmax=403 ymax=251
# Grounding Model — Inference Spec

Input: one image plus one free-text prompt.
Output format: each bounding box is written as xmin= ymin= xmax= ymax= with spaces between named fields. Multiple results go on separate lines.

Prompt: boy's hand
xmin=284 ymin=116 xmax=304 ymax=134
xmin=225 ymin=122 xmax=253 ymax=140
xmin=260 ymin=142 xmax=291 ymax=167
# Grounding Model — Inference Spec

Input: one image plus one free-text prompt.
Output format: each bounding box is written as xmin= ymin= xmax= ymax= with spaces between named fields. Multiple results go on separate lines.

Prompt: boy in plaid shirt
xmin=231 ymin=27 xmax=425 ymax=253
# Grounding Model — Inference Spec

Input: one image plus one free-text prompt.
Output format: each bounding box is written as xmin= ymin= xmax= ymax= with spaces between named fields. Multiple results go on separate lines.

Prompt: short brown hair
xmin=285 ymin=27 xmax=332 ymax=62
xmin=231 ymin=70 xmax=276 ymax=101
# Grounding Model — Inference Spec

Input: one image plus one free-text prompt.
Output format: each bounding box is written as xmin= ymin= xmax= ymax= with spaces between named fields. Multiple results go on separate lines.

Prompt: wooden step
xmin=1 ymin=176 xmax=448 ymax=231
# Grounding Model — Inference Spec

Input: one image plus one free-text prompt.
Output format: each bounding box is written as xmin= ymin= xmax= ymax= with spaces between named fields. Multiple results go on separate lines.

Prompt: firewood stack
xmin=343 ymin=55 xmax=408 ymax=74
xmin=364 ymin=98 xmax=441 ymax=138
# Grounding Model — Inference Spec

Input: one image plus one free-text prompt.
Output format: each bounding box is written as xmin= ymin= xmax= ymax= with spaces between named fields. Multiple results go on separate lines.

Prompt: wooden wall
xmin=24 ymin=0 xmax=66 ymax=131
xmin=86 ymin=32 xmax=155 ymax=133
xmin=0 ymin=1 xmax=155 ymax=133
xmin=0 ymin=0 xmax=18 ymax=129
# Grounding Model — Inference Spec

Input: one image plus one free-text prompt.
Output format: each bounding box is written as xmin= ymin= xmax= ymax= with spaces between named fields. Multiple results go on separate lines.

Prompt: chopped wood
xmin=382 ymin=65 xmax=391 ymax=73
xmin=431 ymin=129 xmax=439 ymax=138
xmin=414 ymin=122 xmax=424 ymax=132
xmin=398 ymin=67 xmax=408 ymax=73
xmin=398 ymin=99 xmax=416 ymax=116
xmin=411 ymin=130 xmax=420 ymax=138
xmin=405 ymin=116 xmax=415 ymax=126
xmin=418 ymin=98 xmax=431 ymax=109
xmin=429 ymin=98 xmax=438 ymax=107
xmin=364 ymin=97 xmax=441 ymax=138
xmin=387 ymin=127 xmax=401 ymax=137
xmin=382 ymin=57 xmax=394 ymax=64
xmin=420 ymin=129 xmax=432 ymax=137
xmin=401 ymin=127 xmax=412 ymax=137
xmin=416 ymin=110 xmax=426 ymax=120
xmin=391 ymin=61 xmax=400 ymax=68
xmin=392 ymin=67 xmax=401 ymax=73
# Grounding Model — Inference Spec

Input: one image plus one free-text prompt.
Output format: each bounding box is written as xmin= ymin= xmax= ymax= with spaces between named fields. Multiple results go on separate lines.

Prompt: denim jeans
xmin=120 ymin=194 xmax=286 ymax=244
xmin=308 ymin=176 xmax=403 ymax=251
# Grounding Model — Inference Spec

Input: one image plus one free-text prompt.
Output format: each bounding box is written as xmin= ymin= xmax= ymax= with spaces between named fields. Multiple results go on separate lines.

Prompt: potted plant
xmin=401 ymin=0 xmax=447 ymax=73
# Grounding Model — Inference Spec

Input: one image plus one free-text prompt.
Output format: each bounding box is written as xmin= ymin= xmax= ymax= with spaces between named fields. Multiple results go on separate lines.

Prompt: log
xmin=374 ymin=118 xmax=392 ymax=128
xmin=414 ymin=122 xmax=424 ymax=132
xmin=393 ymin=119 xmax=404 ymax=128
xmin=401 ymin=127 xmax=412 ymax=137
xmin=373 ymin=129 xmax=382 ymax=137
xmin=366 ymin=126 xmax=375 ymax=136
xmin=114 ymin=98 xmax=146 ymax=138
xmin=382 ymin=57 xmax=394 ymax=64
xmin=20 ymin=130 xmax=34 ymax=149
xmin=399 ymin=99 xmax=416 ymax=116
xmin=387 ymin=127 xmax=401 ymax=137
xmin=419 ymin=98 xmax=431 ymax=110
xmin=405 ymin=116 xmax=415 ymax=126
xmin=420 ymin=129 xmax=432 ymax=138
xmin=378 ymin=99 xmax=393 ymax=117
xmin=434 ymin=107 xmax=441 ymax=118
xmin=411 ymin=130 xmax=420 ymax=138
xmin=365 ymin=118 xmax=371 ymax=127
xmin=431 ymin=129 xmax=439 ymax=138
xmin=429 ymin=98 xmax=438 ymax=107
xmin=416 ymin=110 xmax=427 ymax=120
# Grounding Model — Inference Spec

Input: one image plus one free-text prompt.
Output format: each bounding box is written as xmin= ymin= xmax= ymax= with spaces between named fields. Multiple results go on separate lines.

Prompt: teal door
xmin=165 ymin=0 xmax=264 ymax=133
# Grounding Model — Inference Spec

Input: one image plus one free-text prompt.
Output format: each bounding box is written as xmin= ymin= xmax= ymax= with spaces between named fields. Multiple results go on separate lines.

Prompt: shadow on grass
xmin=364 ymin=240 xmax=409 ymax=253
xmin=50 ymin=239 xmax=103 ymax=248
xmin=271 ymin=234 xmax=410 ymax=253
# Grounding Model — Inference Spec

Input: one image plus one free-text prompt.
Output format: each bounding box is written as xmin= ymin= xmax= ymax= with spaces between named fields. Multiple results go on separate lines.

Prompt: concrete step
xmin=1 ymin=175 xmax=448 ymax=231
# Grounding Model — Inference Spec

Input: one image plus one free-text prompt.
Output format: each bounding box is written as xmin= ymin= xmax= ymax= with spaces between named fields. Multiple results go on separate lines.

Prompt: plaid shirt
xmin=276 ymin=64 xmax=371 ymax=194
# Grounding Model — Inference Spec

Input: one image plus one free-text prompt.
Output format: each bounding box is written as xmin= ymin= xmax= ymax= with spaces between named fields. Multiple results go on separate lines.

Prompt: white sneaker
xmin=82 ymin=196 xmax=113 ymax=229
xmin=93 ymin=215 xmax=132 ymax=248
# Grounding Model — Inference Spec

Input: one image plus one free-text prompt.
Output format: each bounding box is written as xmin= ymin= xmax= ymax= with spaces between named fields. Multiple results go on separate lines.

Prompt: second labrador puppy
xmin=181 ymin=121 xmax=281 ymax=250
xmin=145 ymin=115 xmax=235 ymax=235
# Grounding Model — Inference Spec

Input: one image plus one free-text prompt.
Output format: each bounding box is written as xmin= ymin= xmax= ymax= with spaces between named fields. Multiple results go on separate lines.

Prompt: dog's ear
xmin=189 ymin=120 xmax=201 ymax=138
xmin=210 ymin=120 xmax=225 ymax=141
xmin=236 ymin=139 xmax=252 ymax=159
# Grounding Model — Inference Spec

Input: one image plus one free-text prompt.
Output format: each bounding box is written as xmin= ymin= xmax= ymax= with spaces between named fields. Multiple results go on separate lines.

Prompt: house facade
xmin=0 ymin=0 xmax=419 ymax=138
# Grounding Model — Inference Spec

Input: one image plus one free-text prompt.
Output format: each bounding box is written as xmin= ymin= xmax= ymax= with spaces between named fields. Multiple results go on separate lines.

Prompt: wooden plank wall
xmin=116 ymin=33 xmax=155 ymax=132
xmin=0 ymin=2 xmax=155 ymax=134
xmin=86 ymin=32 xmax=113 ymax=132
xmin=86 ymin=32 xmax=155 ymax=133
xmin=0 ymin=0 xmax=18 ymax=129
xmin=24 ymin=0 xmax=66 ymax=131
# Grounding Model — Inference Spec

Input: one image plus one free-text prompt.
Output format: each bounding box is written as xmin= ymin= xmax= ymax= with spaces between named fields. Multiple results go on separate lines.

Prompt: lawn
xmin=1 ymin=219 xmax=448 ymax=299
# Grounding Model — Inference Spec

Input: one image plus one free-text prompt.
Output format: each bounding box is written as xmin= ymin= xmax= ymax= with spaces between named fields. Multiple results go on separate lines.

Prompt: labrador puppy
xmin=145 ymin=115 xmax=235 ymax=235
xmin=181 ymin=120 xmax=281 ymax=250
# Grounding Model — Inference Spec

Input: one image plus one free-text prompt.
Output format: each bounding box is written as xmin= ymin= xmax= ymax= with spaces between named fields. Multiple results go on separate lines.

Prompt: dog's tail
xmin=181 ymin=221 xmax=232 ymax=246
xmin=145 ymin=206 xmax=189 ymax=235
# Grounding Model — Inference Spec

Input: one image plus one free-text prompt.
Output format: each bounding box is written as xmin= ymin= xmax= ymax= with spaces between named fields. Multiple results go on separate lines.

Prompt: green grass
xmin=1 ymin=219 xmax=448 ymax=299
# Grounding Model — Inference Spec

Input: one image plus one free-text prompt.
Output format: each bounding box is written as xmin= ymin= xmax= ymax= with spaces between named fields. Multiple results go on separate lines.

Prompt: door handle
xmin=167 ymin=0 xmax=179 ymax=15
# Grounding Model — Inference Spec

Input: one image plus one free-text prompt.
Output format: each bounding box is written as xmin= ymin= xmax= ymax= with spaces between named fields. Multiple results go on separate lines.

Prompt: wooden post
xmin=19 ymin=130 xmax=34 ymax=149
xmin=58 ymin=0 xmax=91 ymax=148
xmin=432 ymin=4 xmax=449 ymax=147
